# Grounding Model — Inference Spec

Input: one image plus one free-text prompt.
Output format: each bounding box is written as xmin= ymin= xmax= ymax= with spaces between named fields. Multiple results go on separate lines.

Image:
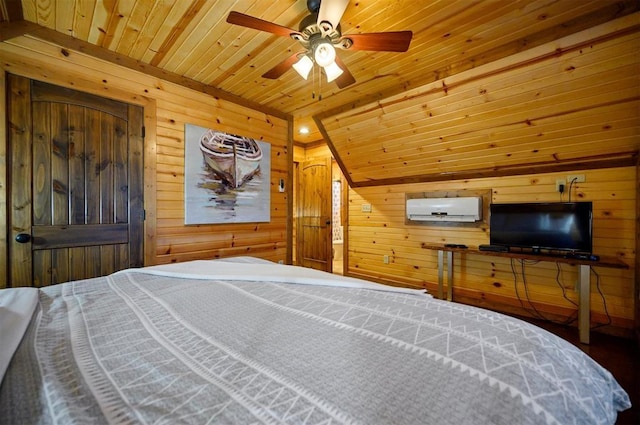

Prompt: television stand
xmin=421 ymin=243 xmax=628 ymax=344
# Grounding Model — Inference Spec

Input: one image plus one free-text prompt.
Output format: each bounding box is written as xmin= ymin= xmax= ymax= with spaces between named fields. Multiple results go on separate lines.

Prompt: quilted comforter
xmin=0 ymin=257 xmax=630 ymax=424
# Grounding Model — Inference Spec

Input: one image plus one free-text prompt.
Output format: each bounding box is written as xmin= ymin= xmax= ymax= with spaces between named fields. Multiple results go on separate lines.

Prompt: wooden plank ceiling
xmin=1 ymin=0 xmax=638 ymax=186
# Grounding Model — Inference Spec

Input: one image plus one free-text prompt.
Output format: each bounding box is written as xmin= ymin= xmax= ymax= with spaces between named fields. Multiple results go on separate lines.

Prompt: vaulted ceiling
xmin=1 ymin=0 xmax=639 ymax=186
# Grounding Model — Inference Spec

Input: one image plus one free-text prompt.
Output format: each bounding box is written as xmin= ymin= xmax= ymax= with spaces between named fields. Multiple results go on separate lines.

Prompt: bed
xmin=0 ymin=256 xmax=630 ymax=425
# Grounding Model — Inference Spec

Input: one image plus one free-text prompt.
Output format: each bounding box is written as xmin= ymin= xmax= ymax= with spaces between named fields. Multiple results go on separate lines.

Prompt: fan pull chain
xmin=317 ymin=66 xmax=323 ymax=101
xmin=311 ymin=62 xmax=316 ymax=99
xmin=309 ymin=63 xmax=324 ymax=101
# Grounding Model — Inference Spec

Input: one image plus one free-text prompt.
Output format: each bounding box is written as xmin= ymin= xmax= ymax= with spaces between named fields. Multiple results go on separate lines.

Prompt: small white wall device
xmin=406 ymin=197 xmax=482 ymax=222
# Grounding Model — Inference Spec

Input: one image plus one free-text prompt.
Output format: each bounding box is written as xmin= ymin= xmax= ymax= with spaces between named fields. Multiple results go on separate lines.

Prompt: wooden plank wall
xmin=0 ymin=71 xmax=6 ymax=282
xmin=0 ymin=35 xmax=290 ymax=278
xmin=636 ymin=156 xmax=640 ymax=342
xmin=320 ymin=15 xmax=639 ymax=187
xmin=347 ymin=167 xmax=637 ymax=333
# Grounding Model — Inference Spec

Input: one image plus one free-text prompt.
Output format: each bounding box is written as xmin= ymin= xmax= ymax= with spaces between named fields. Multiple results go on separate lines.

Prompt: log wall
xmin=347 ymin=167 xmax=637 ymax=333
xmin=0 ymin=35 xmax=291 ymax=275
xmin=295 ymin=143 xmax=637 ymax=335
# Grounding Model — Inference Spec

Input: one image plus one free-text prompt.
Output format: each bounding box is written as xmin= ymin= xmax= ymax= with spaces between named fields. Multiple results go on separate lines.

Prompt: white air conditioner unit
xmin=406 ymin=197 xmax=482 ymax=222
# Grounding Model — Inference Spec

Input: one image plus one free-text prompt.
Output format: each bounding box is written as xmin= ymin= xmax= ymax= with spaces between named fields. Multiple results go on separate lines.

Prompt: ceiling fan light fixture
xmin=314 ymin=42 xmax=336 ymax=68
xmin=323 ymin=60 xmax=343 ymax=82
xmin=292 ymin=55 xmax=314 ymax=80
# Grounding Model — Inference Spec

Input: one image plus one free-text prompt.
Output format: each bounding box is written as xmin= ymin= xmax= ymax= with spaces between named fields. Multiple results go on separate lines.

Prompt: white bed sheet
xmin=0 ymin=257 xmax=630 ymax=425
xmin=123 ymin=258 xmax=430 ymax=297
xmin=0 ymin=287 xmax=39 ymax=381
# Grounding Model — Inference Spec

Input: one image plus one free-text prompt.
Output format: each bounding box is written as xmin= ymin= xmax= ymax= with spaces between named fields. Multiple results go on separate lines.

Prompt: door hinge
xmin=142 ymin=209 xmax=146 ymax=220
xmin=141 ymin=126 xmax=146 ymax=139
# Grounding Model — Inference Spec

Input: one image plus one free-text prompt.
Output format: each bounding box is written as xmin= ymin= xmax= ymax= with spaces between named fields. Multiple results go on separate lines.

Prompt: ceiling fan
xmin=226 ymin=0 xmax=413 ymax=89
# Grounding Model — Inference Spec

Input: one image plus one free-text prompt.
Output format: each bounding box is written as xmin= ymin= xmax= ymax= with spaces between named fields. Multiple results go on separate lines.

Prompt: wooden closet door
xmin=8 ymin=75 xmax=144 ymax=287
xmin=297 ymin=157 xmax=333 ymax=272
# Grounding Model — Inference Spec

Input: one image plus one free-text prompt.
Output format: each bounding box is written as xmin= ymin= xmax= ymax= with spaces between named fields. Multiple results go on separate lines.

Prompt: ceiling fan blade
xmin=262 ymin=53 xmax=301 ymax=79
xmin=334 ymin=55 xmax=356 ymax=89
xmin=227 ymin=11 xmax=299 ymax=38
xmin=317 ymin=0 xmax=349 ymax=30
xmin=343 ymin=31 xmax=413 ymax=52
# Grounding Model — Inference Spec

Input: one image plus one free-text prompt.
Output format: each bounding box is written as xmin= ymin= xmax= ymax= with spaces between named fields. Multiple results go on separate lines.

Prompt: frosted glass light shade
xmin=314 ymin=43 xmax=336 ymax=68
xmin=292 ymin=55 xmax=314 ymax=80
xmin=323 ymin=61 xmax=343 ymax=82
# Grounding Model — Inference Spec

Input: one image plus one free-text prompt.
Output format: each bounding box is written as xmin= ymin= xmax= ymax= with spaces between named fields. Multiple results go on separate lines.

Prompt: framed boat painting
xmin=184 ymin=124 xmax=271 ymax=224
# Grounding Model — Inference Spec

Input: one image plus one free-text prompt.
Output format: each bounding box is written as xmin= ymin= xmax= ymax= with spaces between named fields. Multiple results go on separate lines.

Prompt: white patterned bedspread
xmin=0 ymin=258 xmax=630 ymax=424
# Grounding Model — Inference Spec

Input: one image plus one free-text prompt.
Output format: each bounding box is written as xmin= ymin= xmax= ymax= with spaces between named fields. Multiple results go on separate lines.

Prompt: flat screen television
xmin=489 ymin=202 xmax=593 ymax=254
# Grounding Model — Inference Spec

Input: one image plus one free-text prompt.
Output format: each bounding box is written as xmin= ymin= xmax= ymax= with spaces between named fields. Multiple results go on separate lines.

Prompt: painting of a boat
xmin=199 ymin=129 xmax=263 ymax=188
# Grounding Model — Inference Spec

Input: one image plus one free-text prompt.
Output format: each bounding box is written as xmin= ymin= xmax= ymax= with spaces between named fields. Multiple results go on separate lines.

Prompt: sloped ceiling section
xmin=317 ymin=14 xmax=640 ymax=187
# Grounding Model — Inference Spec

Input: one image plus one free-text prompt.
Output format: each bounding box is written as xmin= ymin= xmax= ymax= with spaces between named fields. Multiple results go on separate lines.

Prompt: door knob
xmin=15 ymin=233 xmax=31 ymax=243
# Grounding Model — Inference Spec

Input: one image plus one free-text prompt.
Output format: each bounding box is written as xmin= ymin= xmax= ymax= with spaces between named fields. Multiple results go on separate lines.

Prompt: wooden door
xmin=297 ymin=157 xmax=332 ymax=271
xmin=8 ymin=75 xmax=144 ymax=287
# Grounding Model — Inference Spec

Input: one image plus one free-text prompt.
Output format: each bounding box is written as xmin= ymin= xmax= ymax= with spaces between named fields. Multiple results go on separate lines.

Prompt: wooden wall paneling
xmin=152 ymin=91 xmax=290 ymax=263
xmin=32 ymin=250 xmax=49 ymax=287
xmin=8 ymin=74 xmax=33 ymax=286
xmin=85 ymin=245 xmax=100 ymax=277
xmin=154 ymin=97 xmax=289 ymax=136
xmin=0 ymin=36 xmax=290 ymax=269
xmin=52 ymin=248 xmax=69 ymax=284
xmin=100 ymin=244 xmax=115 ymax=276
xmin=49 ymin=102 xmax=70 ymax=283
xmin=0 ymin=71 xmax=5 ymax=287
xmin=344 ymin=167 xmax=637 ymax=334
xmin=85 ymin=109 xmax=100 ymax=224
xmin=285 ymin=116 xmax=294 ymax=264
xmin=143 ymin=99 xmax=157 ymax=266
xmin=68 ymin=247 xmax=84 ymax=281
xmin=114 ymin=112 xmax=128 ymax=225
xmin=100 ymin=114 xmax=115 ymax=225
xmin=31 ymin=101 xmax=50 ymax=227
xmin=50 ymin=102 xmax=68 ymax=226
xmin=636 ymin=155 xmax=640 ymax=345
xmin=128 ymin=104 xmax=145 ymax=268
xmin=69 ymin=105 xmax=85 ymax=226
xmin=0 ymin=34 xmax=283 ymax=124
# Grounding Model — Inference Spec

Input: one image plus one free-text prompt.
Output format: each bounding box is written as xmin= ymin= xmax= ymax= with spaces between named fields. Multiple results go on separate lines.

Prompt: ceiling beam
xmin=0 ymin=0 xmax=22 ymax=21
xmin=349 ymin=153 xmax=639 ymax=188
xmin=0 ymin=20 xmax=40 ymax=41
xmin=0 ymin=0 xmax=28 ymax=41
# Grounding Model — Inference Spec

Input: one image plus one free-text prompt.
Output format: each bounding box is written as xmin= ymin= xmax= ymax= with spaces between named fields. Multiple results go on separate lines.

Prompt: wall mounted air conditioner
xmin=406 ymin=197 xmax=482 ymax=222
